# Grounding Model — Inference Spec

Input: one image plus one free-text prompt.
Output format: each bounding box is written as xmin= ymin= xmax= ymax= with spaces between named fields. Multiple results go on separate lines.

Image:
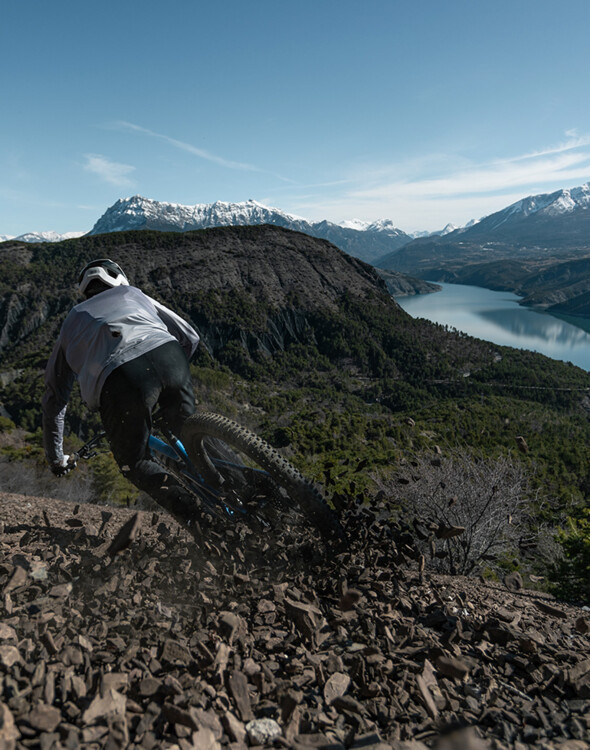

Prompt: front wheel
xmin=180 ymin=412 xmax=344 ymax=542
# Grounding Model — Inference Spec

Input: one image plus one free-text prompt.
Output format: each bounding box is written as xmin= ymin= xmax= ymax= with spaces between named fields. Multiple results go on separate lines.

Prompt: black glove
xmin=51 ymin=455 xmax=74 ymax=477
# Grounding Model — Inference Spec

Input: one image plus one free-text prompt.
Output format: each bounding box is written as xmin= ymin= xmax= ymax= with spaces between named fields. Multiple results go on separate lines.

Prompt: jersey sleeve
xmin=42 ymin=338 xmax=76 ymax=465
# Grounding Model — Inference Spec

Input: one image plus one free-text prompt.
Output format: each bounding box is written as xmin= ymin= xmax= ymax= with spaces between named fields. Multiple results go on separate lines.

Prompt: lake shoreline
xmin=416 ymin=275 xmax=590 ymax=319
xmin=419 ymin=278 xmax=590 ymax=320
xmin=394 ymin=281 xmax=590 ymax=371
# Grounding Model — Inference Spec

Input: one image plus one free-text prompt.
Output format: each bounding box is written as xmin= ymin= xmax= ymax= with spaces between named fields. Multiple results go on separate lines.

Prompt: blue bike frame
xmin=148 ymin=433 xmax=251 ymax=521
xmin=148 ymin=433 xmax=191 ymax=466
xmin=73 ymin=430 xmax=271 ymax=522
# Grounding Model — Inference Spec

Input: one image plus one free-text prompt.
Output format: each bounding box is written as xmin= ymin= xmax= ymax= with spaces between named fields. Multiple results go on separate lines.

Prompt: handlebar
xmin=69 ymin=431 xmax=107 ymax=464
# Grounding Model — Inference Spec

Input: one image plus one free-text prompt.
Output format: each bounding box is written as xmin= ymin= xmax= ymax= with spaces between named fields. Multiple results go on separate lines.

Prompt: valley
xmin=375 ymin=184 xmax=590 ymax=316
xmin=380 ymin=243 xmax=590 ymax=316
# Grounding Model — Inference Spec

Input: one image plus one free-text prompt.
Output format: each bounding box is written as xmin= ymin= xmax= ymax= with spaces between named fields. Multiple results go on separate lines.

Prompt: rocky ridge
xmin=374 ymin=271 xmax=441 ymax=298
xmin=1 ymin=491 xmax=589 ymax=750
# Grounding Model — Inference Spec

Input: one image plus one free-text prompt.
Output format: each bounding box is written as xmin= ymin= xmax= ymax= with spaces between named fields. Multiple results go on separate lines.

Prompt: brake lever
xmin=73 ymin=432 xmax=107 ymax=462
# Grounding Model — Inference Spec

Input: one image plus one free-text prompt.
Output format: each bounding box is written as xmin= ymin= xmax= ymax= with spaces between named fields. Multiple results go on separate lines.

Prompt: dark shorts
xmin=99 ymin=340 xmax=195 ymax=501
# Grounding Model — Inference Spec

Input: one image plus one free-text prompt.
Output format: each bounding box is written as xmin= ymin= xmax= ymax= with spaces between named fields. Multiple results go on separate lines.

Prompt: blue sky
xmin=2 ymin=0 xmax=590 ymax=235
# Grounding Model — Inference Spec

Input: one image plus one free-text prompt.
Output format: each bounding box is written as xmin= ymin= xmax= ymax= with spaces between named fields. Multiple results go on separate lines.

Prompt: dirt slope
xmin=1 ymin=491 xmax=589 ymax=750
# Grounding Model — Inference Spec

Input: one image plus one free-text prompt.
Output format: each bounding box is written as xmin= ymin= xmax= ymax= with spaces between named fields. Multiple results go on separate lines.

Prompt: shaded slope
xmin=0 ymin=224 xmax=497 ymax=398
xmin=0 ymin=225 xmax=392 ymax=362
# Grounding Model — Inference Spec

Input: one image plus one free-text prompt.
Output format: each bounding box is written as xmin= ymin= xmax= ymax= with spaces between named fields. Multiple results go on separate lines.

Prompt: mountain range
xmin=1 ymin=198 xmax=416 ymax=264
xmin=0 ymin=230 xmax=85 ymax=244
xmin=0 ymin=197 xmax=464 ymax=262
xmin=375 ymin=183 xmax=590 ymax=270
xmin=4 ymin=183 xmax=589 ymax=265
xmin=372 ymin=183 xmax=590 ymax=315
xmin=4 ymin=183 xmax=590 ymax=311
xmin=86 ymin=196 xmax=415 ymax=264
xmin=452 ymin=183 xmax=590 ymax=244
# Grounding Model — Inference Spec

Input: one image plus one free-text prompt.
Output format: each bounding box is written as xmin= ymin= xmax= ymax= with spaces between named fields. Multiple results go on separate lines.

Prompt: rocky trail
xmin=0 ymin=491 xmax=589 ymax=750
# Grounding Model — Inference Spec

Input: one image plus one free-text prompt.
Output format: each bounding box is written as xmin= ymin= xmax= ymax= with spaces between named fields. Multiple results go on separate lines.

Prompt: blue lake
xmin=395 ymin=282 xmax=590 ymax=372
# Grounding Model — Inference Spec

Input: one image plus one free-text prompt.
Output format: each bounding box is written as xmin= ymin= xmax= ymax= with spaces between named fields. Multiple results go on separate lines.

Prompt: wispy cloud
xmin=83 ymin=154 xmax=136 ymax=187
xmin=114 ymin=121 xmax=293 ymax=182
xmin=353 ymin=152 xmax=590 ymax=202
xmin=507 ymin=130 xmax=590 ymax=163
xmin=281 ymin=132 xmax=590 ymax=230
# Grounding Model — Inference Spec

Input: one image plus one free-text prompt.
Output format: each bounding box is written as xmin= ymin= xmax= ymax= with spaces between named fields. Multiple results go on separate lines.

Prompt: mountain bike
xmin=70 ymin=412 xmax=344 ymax=543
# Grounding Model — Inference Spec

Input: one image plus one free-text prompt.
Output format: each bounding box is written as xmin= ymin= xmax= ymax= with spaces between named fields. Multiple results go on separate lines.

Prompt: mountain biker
xmin=42 ymin=258 xmax=203 ymax=528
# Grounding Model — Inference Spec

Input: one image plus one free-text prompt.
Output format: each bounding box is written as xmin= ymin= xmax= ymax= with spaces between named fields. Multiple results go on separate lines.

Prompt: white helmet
xmin=78 ymin=258 xmax=129 ymax=295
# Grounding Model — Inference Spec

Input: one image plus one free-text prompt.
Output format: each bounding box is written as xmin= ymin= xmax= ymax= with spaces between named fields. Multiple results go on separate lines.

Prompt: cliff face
xmin=0 ymin=225 xmax=401 ymax=364
xmin=375 ymin=269 xmax=441 ymax=297
xmin=124 ymin=225 xmax=390 ymax=309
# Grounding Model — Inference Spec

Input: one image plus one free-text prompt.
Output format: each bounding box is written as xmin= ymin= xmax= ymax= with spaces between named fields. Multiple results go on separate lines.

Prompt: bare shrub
xmin=375 ymin=450 xmax=536 ymax=575
xmin=0 ymin=455 xmax=167 ymax=513
xmin=0 ymin=456 xmax=96 ymax=504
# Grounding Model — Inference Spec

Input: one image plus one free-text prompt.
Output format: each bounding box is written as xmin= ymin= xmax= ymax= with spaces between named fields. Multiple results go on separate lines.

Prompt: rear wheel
xmin=180 ymin=412 xmax=344 ymax=542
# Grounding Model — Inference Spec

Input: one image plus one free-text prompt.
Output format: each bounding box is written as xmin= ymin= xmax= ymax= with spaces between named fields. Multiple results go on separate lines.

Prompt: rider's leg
xmin=144 ymin=338 xmax=195 ymax=436
xmin=99 ymin=342 xmax=201 ymax=530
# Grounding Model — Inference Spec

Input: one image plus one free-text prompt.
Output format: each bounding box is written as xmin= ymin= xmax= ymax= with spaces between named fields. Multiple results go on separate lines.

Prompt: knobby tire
xmin=180 ymin=412 xmax=343 ymax=541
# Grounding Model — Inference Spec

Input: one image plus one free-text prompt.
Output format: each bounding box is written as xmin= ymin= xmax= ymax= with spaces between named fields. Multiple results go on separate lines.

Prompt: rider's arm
xmin=42 ymin=338 xmax=75 ymax=468
xmin=150 ymin=298 xmax=200 ymax=360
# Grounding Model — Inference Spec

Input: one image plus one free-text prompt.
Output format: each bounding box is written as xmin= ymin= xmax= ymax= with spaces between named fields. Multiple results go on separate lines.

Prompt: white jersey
xmin=42 ymin=285 xmax=200 ymax=464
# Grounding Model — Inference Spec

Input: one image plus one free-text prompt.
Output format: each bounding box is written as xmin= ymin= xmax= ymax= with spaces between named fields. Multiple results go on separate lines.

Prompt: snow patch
xmin=2 ymin=231 xmax=85 ymax=244
xmin=339 ymin=219 xmax=370 ymax=231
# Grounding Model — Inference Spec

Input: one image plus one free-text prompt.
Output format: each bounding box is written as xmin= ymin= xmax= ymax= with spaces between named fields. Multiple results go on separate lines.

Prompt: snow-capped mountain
xmin=339 ymin=218 xmax=455 ymax=240
xmin=338 ymin=218 xmax=410 ymax=238
xmin=452 ymin=183 xmax=590 ymax=244
xmin=409 ymin=223 xmax=460 ymax=239
xmin=364 ymin=219 xmax=414 ymax=240
xmin=502 ymin=184 xmax=590 ymax=221
xmin=6 ymin=182 xmax=590 ymax=261
xmin=0 ymin=231 xmax=84 ymax=243
xmin=89 ymin=196 xmax=413 ymax=264
xmin=338 ymin=219 xmax=371 ymax=232
xmin=455 ymin=219 xmax=480 ymax=233
xmin=89 ymin=197 xmax=310 ymax=235
xmin=375 ymin=182 xmax=590 ymax=273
